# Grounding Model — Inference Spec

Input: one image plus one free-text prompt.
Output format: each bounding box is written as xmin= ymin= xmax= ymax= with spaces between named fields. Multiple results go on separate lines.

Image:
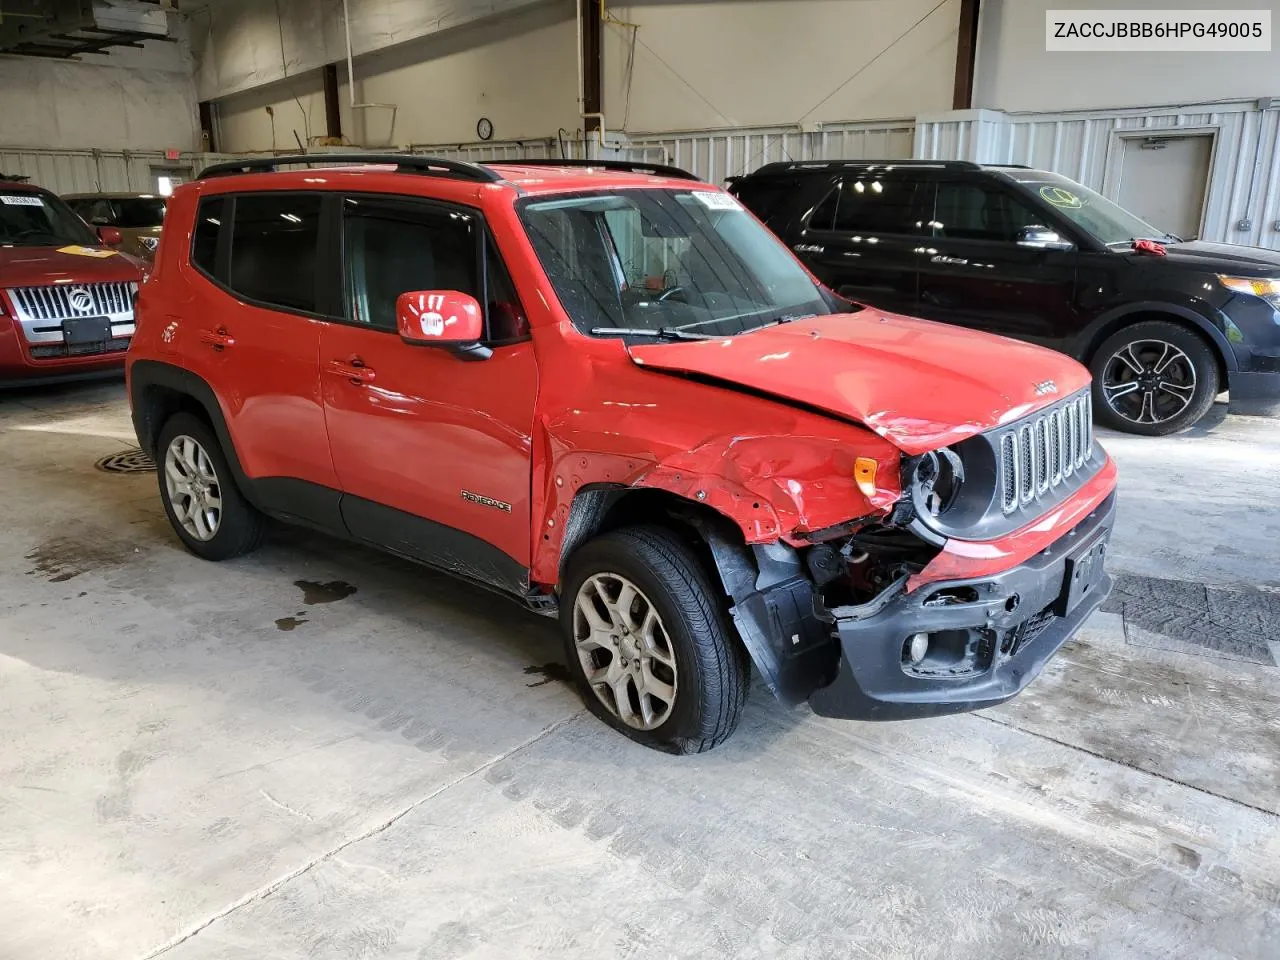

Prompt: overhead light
xmin=280 ymin=213 xmax=302 ymax=223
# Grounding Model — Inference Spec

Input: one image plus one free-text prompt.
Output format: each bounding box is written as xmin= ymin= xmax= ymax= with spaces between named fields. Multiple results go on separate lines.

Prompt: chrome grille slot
xmin=1018 ymin=424 xmax=1034 ymax=504
xmin=3 ymin=281 xmax=137 ymax=348
xmin=996 ymin=390 xmax=1096 ymax=516
xmin=1000 ymin=433 xmax=1017 ymax=513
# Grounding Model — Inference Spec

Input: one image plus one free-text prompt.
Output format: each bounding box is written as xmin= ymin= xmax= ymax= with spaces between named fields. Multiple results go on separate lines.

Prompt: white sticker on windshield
xmin=1 ymin=195 xmax=45 ymax=206
xmin=690 ymin=191 xmax=741 ymax=211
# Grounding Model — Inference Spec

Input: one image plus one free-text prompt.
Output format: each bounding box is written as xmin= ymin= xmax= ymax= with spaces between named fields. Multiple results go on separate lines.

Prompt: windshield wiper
xmin=590 ymin=326 xmax=717 ymax=341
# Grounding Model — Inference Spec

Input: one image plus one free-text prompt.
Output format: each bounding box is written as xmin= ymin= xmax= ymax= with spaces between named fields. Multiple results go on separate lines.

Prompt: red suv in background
xmin=0 ymin=177 xmax=142 ymax=385
xmin=127 ymin=155 xmax=1117 ymax=753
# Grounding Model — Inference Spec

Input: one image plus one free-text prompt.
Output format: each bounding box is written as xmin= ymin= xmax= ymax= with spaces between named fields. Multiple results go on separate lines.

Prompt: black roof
xmin=739 ymin=159 xmax=1036 ymax=179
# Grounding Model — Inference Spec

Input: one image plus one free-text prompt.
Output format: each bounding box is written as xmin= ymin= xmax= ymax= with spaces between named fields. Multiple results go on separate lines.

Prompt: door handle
xmin=325 ymin=357 xmax=376 ymax=385
xmin=199 ymin=327 xmax=235 ymax=350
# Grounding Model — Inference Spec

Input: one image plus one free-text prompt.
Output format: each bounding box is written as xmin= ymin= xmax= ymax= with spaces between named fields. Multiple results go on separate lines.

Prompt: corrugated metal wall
xmin=916 ymin=101 xmax=1280 ymax=249
xmin=0 ymin=148 xmax=237 ymax=195
xmin=618 ymin=120 xmax=915 ymax=184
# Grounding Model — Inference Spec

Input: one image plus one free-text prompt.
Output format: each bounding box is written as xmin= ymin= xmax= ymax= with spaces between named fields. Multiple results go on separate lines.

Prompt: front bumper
xmin=809 ymin=492 xmax=1116 ymax=721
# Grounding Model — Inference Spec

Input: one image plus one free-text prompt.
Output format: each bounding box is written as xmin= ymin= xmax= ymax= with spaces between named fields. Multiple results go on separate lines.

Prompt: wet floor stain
xmin=25 ymin=536 xmax=134 ymax=583
xmin=524 ymin=662 xmax=573 ymax=687
xmin=275 ymin=615 xmax=308 ymax=632
xmin=295 ymin=579 xmax=358 ymax=605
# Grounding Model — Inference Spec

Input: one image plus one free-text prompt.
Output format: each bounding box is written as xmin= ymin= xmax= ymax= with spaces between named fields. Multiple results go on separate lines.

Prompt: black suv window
xmin=342 ymin=196 xmax=478 ymax=331
xmin=731 ymin=175 xmax=805 ymax=228
xmin=933 ymin=182 xmax=1047 ymax=242
xmin=228 ymin=194 xmax=321 ymax=312
xmin=809 ymin=177 xmax=925 ymax=235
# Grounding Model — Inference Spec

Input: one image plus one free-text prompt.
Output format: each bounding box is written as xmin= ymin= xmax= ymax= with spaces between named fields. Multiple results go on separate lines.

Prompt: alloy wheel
xmin=573 ymin=573 xmax=678 ymax=731
xmin=1101 ymin=339 xmax=1197 ymax=426
xmin=163 ymin=435 xmax=223 ymax=542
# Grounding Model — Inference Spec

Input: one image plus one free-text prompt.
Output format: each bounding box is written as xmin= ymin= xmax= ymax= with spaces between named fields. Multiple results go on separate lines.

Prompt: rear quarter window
xmin=730 ymin=176 xmax=805 ymax=228
xmin=191 ymin=196 xmax=225 ymax=278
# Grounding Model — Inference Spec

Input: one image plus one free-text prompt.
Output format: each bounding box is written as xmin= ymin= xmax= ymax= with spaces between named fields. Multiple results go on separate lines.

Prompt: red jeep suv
xmin=127 ymin=154 xmax=1117 ymax=753
xmin=1 ymin=177 xmax=142 ymax=385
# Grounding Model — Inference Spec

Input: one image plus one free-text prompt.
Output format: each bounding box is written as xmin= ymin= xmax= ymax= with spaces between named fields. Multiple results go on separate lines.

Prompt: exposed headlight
xmin=909 ymin=447 xmax=965 ymax=518
xmin=1218 ymin=274 xmax=1280 ymax=305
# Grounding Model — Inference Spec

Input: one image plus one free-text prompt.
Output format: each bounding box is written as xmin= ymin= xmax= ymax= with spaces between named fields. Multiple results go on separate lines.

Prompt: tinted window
xmin=343 ymin=196 xmax=477 ymax=330
xmin=191 ymin=197 xmax=224 ymax=277
xmin=933 ymin=182 xmax=1046 ymax=242
xmin=731 ymin=176 xmax=804 ymax=228
xmin=228 ymin=194 xmax=321 ymax=312
xmin=484 ymin=239 xmax=528 ymax=342
xmin=112 ymin=198 xmax=167 ymax=228
xmin=807 ymin=188 xmax=838 ymax=230
xmin=832 ymin=178 xmax=924 ymax=234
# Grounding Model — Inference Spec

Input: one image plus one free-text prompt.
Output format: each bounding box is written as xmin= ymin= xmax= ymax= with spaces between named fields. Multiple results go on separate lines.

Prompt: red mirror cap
xmin=97 ymin=226 xmax=123 ymax=246
xmin=396 ymin=290 xmax=483 ymax=345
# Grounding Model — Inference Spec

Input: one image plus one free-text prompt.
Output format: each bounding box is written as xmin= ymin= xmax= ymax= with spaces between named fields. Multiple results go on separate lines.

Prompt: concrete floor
xmin=1 ymin=382 xmax=1277 ymax=960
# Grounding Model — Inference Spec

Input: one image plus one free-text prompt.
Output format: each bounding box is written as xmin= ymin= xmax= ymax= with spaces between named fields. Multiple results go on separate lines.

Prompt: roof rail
xmin=197 ymin=153 xmax=503 ymax=183
xmin=749 ymin=159 xmax=982 ymax=176
xmin=491 ymin=157 xmax=701 ymax=182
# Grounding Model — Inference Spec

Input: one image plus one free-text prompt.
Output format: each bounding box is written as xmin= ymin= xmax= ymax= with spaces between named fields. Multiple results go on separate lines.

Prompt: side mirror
xmin=97 ymin=225 xmax=123 ymax=246
xmin=396 ymin=290 xmax=490 ymax=360
xmin=1015 ymin=226 xmax=1073 ymax=251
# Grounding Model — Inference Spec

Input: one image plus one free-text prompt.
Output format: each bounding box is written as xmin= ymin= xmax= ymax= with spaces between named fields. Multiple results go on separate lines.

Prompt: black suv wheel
xmin=561 ymin=526 xmax=750 ymax=754
xmin=1090 ymin=320 xmax=1219 ymax=435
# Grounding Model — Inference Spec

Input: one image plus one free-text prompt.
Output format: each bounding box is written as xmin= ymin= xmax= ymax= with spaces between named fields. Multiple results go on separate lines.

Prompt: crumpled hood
xmin=0 ymin=245 xmax=142 ymax=287
xmin=629 ymin=310 xmax=1091 ymax=455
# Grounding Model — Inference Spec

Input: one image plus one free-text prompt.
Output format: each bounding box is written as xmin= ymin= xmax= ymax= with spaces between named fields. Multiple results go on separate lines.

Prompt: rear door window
xmin=227 ymin=193 xmax=322 ymax=313
xmin=831 ymin=177 xmax=927 ymax=235
xmin=191 ymin=196 xmax=225 ymax=279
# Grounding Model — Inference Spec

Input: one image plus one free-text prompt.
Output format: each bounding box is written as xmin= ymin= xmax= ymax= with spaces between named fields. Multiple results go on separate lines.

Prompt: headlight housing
xmin=909 ymin=447 xmax=965 ymax=519
xmin=1218 ymin=274 xmax=1280 ymax=307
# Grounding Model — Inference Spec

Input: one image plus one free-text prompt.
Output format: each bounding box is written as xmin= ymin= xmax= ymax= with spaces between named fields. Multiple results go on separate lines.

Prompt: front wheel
xmin=1090 ymin=320 xmax=1219 ymax=435
xmin=560 ymin=526 xmax=750 ymax=754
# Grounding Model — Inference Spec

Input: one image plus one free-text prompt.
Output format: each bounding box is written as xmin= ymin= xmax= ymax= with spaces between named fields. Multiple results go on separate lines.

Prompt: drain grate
xmin=96 ymin=448 xmax=155 ymax=474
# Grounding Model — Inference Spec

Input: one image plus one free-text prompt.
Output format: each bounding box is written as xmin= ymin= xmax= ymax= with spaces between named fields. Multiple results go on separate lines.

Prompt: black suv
xmin=729 ymin=160 xmax=1280 ymax=434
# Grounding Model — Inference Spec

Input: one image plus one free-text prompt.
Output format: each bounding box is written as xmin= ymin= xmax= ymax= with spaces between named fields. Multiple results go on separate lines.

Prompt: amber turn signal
xmin=854 ymin=457 xmax=878 ymax=497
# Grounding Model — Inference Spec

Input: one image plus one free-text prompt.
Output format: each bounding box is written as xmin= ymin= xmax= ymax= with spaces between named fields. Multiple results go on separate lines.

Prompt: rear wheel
xmin=156 ymin=412 xmax=265 ymax=560
xmin=1090 ymin=320 xmax=1218 ymax=435
xmin=561 ymin=526 xmax=749 ymax=754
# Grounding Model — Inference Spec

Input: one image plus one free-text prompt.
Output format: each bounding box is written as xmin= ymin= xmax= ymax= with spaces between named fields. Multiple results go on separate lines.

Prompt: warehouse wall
xmin=601 ymin=0 xmax=959 ymax=133
xmin=189 ymin=0 xmax=552 ymax=101
xmin=212 ymin=1 xmax=578 ymax=151
xmin=975 ymin=0 xmax=1280 ymax=113
xmin=0 ymin=37 xmax=199 ymax=151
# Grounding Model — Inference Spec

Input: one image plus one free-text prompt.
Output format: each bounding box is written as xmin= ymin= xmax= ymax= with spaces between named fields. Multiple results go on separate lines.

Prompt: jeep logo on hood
xmin=1033 ymin=380 xmax=1058 ymax=396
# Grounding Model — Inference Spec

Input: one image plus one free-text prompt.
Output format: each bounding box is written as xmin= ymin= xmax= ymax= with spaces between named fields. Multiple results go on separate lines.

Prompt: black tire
xmin=1090 ymin=319 xmax=1219 ymax=436
xmin=560 ymin=525 xmax=750 ymax=754
xmin=155 ymin=412 xmax=265 ymax=560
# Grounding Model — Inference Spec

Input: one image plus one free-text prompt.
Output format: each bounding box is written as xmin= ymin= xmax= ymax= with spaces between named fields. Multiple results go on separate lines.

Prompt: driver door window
xmin=933 ymin=183 xmax=1046 ymax=242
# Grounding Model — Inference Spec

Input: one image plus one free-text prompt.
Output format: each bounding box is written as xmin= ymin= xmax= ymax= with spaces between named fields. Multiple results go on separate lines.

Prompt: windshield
xmin=0 ymin=191 xmax=98 ymax=247
xmin=112 ymin=198 xmax=167 ymax=228
xmin=518 ymin=188 xmax=849 ymax=338
xmin=1018 ymin=173 xmax=1173 ymax=244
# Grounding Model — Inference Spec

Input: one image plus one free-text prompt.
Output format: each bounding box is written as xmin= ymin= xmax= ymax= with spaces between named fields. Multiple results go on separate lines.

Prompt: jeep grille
xmin=998 ymin=392 xmax=1092 ymax=514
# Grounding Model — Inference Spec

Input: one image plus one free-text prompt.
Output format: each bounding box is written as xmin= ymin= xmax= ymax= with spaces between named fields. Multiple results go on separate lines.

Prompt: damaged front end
xmin=702 ymin=390 xmax=1118 ymax=721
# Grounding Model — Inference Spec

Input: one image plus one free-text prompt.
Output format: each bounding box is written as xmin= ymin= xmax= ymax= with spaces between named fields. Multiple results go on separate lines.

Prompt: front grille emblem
xmin=68 ymin=287 xmax=94 ymax=314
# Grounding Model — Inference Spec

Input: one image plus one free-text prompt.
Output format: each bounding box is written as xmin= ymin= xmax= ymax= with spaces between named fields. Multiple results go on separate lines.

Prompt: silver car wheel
xmin=1102 ymin=338 xmax=1197 ymax=426
xmin=163 ymin=434 xmax=222 ymax=542
xmin=573 ymin=573 xmax=678 ymax=731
